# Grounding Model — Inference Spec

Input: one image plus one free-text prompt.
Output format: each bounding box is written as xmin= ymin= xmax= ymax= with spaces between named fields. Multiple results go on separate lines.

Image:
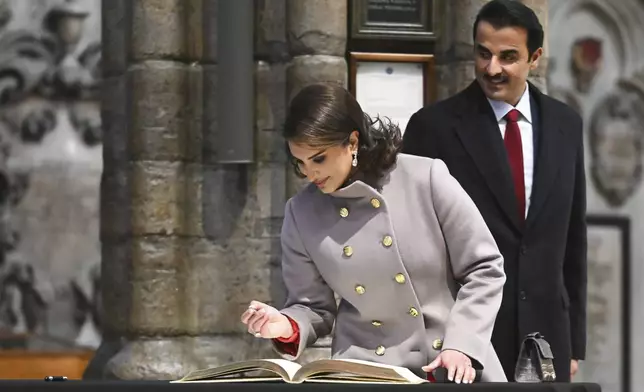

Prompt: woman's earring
xmin=351 ymin=151 xmax=358 ymax=167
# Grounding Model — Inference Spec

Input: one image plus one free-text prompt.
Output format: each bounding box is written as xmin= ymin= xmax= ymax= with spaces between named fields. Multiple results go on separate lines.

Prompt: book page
xmin=294 ymin=359 xmax=427 ymax=384
xmin=171 ymin=377 xmax=284 ymax=384
xmin=175 ymin=359 xmax=302 ymax=382
xmin=339 ymin=359 xmax=427 ymax=382
xmin=261 ymin=359 xmax=303 ymax=381
xmin=306 ymin=377 xmax=417 ymax=384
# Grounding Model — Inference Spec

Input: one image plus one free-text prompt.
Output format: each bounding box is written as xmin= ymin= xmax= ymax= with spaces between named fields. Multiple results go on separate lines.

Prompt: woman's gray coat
xmin=275 ymin=154 xmax=507 ymax=382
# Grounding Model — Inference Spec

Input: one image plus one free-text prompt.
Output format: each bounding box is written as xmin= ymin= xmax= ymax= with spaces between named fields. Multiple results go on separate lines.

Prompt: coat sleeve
xmin=272 ymin=198 xmax=337 ymax=360
xmin=564 ymin=117 xmax=587 ymax=360
xmin=429 ymin=159 xmax=506 ymax=368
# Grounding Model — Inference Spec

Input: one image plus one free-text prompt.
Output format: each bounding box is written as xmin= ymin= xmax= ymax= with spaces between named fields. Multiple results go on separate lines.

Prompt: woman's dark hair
xmin=473 ymin=0 xmax=544 ymax=56
xmin=283 ymin=83 xmax=402 ymax=182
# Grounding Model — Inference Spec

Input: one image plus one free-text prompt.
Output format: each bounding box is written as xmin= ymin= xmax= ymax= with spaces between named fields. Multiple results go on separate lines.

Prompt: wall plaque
xmin=349 ymin=52 xmax=436 ymax=133
xmin=351 ymin=0 xmax=435 ymax=41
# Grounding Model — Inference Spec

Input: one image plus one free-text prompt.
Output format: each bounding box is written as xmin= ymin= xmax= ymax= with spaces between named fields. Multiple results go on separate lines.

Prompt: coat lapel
xmin=453 ymin=82 xmax=523 ymax=232
xmin=525 ymin=84 xmax=565 ymax=229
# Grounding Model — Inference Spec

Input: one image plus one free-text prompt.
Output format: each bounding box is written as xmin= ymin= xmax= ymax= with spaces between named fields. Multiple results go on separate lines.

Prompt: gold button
xmin=370 ymin=198 xmax=381 ymax=208
xmin=339 ymin=207 xmax=349 ymax=218
xmin=355 ymin=285 xmax=366 ymax=295
xmin=432 ymin=338 xmax=443 ymax=350
xmin=394 ymin=273 xmax=406 ymax=284
xmin=409 ymin=307 xmax=419 ymax=317
xmin=375 ymin=345 xmax=386 ymax=356
xmin=382 ymin=235 xmax=393 ymax=247
xmin=371 ymin=320 xmax=382 ymax=327
xmin=343 ymin=246 xmax=353 ymax=257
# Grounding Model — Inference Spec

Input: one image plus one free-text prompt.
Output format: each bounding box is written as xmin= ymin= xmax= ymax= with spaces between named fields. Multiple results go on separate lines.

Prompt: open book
xmin=172 ymin=358 xmax=428 ymax=384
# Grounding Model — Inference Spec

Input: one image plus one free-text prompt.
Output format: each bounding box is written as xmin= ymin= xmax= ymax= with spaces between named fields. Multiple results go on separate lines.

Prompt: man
xmin=403 ymin=0 xmax=587 ymax=383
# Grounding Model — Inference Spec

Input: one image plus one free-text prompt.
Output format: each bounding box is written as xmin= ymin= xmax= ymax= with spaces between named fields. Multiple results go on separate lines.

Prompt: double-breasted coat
xmin=273 ymin=153 xmax=507 ymax=382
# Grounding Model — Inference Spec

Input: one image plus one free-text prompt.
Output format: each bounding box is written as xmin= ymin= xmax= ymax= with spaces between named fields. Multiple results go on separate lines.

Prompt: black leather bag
xmin=514 ymin=332 xmax=556 ymax=382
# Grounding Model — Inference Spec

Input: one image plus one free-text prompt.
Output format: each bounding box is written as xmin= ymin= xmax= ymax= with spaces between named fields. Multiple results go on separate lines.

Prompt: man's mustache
xmin=485 ymin=74 xmax=508 ymax=83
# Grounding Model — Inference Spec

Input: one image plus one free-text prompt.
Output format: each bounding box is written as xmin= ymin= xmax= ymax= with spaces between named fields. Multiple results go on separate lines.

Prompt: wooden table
xmin=0 ymin=350 xmax=93 ymax=379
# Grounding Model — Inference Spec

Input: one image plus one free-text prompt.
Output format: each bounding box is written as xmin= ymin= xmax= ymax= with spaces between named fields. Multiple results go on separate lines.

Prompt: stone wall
xmin=547 ymin=0 xmax=644 ymax=391
xmin=88 ymin=0 xmax=349 ymax=379
xmin=0 ymin=0 xmax=347 ymax=373
xmin=0 ymin=0 xmax=102 ymax=350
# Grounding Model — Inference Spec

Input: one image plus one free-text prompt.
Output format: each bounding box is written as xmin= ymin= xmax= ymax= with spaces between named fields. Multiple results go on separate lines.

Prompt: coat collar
xmin=328 ymin=180 xmax=379 ymax=199
xmin=452 ymin=81 xmax=565 ymax=232
xmin=326 ymin=162 xmax=395 ymax=199
xmin=453 ymin=81 xmax=521 ymax=231
xmin=523 ymin=86 xmax=566 ymax=229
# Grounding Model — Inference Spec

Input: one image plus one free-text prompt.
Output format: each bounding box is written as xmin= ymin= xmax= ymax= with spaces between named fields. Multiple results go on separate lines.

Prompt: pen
xmin=44 ymin=376 xmax=68 ymax=381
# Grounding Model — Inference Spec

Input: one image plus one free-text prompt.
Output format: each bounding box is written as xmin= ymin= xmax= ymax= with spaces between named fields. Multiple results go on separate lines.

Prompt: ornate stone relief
xmin=0 ymin=0 xmax=101 ymax=143
xmin=548 ymin=0 xmax=644 ymax=207
xmin=0 ymin=0 xmax=102 ymax=349
xmin=588 ymin=72 xmax=644 ymax=207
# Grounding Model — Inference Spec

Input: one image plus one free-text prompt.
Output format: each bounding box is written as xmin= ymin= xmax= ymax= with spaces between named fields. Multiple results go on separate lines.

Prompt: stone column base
xmin=84 ymin=335 xmax=277 ymax=380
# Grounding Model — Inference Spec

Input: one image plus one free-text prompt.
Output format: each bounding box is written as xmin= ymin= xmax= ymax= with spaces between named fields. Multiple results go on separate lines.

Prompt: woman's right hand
xmin=240 ymin=300 xmax=294 ymax=339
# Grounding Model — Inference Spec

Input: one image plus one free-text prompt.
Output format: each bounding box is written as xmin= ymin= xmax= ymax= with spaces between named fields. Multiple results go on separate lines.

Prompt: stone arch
xmin=550 ymin=0 xmax=644 ymax=75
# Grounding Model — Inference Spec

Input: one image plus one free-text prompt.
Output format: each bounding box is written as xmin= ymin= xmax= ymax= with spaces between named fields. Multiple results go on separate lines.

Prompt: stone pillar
xmin=285 ymin=0 xmax=347 ymax=196
xmin=254 ymin=0 xmax=290 ymax=314
xmin=283 ymin=0 xmax=348 ymax=361
xmin=87 ymin=0 xmax=275 ymax=380
xmin=435 ymin=0 xmax=491 ymax=100
xmin=520 ymin=0 xmax=549 ymax=92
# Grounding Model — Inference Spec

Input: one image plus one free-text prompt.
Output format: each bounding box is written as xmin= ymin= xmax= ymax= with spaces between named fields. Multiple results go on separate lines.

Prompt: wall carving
xmin=0 ymin=0 xmax=102 ymax=350
xmin=588 ymin=73 xmax=644 ymax=207
xmin=548 ymin=0 xmax=644 ymax=390
xmin=552 ymin=0 xmax=644 ymax=74
xmin=548 ymin=0 xmax=644 ymax=207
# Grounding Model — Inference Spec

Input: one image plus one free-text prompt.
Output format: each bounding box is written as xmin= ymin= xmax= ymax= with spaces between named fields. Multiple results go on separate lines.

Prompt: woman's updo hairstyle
xmin=282 ymin=83 xmax=402 ymax=181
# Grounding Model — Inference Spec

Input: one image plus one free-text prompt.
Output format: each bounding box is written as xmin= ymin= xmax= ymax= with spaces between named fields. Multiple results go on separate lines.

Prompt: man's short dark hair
xmin=473 ymin=0 xmax=544 ymax=56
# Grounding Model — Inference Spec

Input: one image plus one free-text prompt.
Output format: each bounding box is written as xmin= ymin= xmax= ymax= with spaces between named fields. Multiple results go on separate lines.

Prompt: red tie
xmin=504 ymin=109 xmax=525 ymax=222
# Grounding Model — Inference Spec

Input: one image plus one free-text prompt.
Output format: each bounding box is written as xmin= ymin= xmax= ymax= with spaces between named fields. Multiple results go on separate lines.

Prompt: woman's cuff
xmin=274 ymin=315 xmax=300 ymax=343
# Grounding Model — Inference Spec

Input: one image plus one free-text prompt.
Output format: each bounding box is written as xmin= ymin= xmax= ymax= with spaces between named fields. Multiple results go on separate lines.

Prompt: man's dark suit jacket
xmin=403 ymin=81 xmax=587 ymax=382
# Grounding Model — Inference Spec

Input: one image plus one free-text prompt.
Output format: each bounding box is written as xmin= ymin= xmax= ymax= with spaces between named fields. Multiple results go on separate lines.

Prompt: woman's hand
xmin=422 ymin=349 xmax=476 ymax=384
xmin=240 ymin=300 xmax=294 ymax=339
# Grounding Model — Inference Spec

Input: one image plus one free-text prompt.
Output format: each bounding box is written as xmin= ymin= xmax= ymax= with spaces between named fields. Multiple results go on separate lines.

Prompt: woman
xmin=241 ymin=84 xmax=507 ymax=383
